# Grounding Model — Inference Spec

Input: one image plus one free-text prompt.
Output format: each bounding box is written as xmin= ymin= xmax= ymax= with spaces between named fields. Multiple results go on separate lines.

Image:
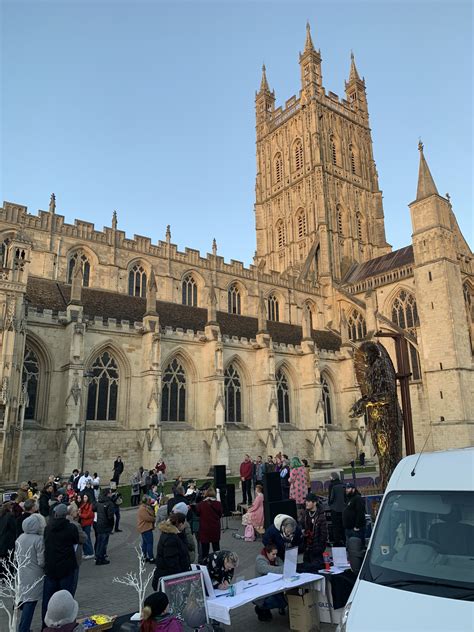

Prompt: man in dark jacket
xmin=112 ymin=456 xmax=124 ymax=484
xmin=41 ymin=503 xmax=80 ymax=624
xmin=342 ymin=482 xmax=366 ymax=544
xmin=167 ymin=486 xmax=188 ymax=516
xmin=328 ymin=472 xmax=346 ymax=546
xmin=301 ymin=493 xmax=328 ymax=569
xmin=95 ymin=488 xmax=115 ymax=565
xmin=152 ymin=513 xmax=190 ymax=590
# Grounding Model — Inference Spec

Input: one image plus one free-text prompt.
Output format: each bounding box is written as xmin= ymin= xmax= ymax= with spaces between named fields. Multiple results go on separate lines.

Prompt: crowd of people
xmin=0 ymin=452 xmax=368 ymax=630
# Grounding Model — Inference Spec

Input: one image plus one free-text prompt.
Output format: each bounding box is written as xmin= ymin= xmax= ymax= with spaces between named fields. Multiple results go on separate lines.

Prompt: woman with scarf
xmin=254 ymin=543 xmax=287 ymax=621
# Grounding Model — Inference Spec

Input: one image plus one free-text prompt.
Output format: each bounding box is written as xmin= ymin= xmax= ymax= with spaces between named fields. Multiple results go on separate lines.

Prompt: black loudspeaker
xmin=264 ymin=499 xmax=298 ymax=528
xmin=214 ymin=465 xmax=227 ymax=488
xmin=263 ymin=472 xmax=282 ymax=503
xmin=225 ymin=483 xmax=235 ymax=514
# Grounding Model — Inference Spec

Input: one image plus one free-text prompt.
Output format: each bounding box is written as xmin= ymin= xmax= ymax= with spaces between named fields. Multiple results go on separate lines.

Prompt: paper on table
xmin=332 ymin=546 xmax=350 ymax=568
xmin=257 ymin=573 xmax=283 ymax=585
xmin=283 ymin=547 xmax=298 ymax=579
xmin=330 ymin=566 xmax=346 ymax=574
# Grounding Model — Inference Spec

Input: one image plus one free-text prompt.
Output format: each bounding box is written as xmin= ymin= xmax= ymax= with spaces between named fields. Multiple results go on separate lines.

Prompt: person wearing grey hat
xmin=172 ymin=502 xmax=196 ymax=563
xmin=328 ymin=471 xmax=346 ymax=546
xmin=41 ymin=499 xmax=80 ymax=626
xmin=43 ymin=589 xmax=83 ymax=632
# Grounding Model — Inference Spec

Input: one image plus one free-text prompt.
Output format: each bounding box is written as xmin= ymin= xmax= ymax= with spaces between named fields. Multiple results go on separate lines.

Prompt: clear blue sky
xmin=1 ymin=0 xmax=472 ymax=265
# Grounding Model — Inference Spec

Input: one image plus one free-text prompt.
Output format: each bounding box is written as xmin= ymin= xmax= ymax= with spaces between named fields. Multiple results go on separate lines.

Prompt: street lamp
xmin=80 ymin=370 xmax=95 ymax=473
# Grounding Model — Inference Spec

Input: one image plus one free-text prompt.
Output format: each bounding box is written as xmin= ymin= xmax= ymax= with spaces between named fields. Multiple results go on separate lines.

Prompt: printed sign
xmin=160 ymin=570 xmax=208 ymax=631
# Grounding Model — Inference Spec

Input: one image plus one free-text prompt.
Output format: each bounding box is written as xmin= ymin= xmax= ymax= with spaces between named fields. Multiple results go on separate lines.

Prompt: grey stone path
xmin=1 ymin=508 xmax=337 ymax=631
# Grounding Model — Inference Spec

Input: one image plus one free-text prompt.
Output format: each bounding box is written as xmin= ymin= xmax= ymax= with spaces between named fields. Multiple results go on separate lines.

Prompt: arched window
xmin=330 ymin=135 xmax=337 ymax=166
xmin=276 ymin=369 xmax=290 ymax=424
xmin=182 ymin=274 xmax=197 ymax=306
xmin=228 ymin=283 xmax=241 ymax=315
xmin=86 ymin=352 xmax=119 ymax=421
xmin=267 ymin=293 xmax=280 ymax=322
xmin=297 ymin=209 xmax=307 ymax=239
xmin=161 ymin=359 xmax=186 ymax=421
xmin=391 ymin=290 xmax=419 ymax=331
xmin=68 ymin=252 xmax=90 ymax=287
xmin=337 ymin=205 xmax=343 ymax=237
xmin=22 ymin=345 xmax=40 ymax=420
xmin=0 ymin=239 xmax=10 ymax=268
xmin=128 ymin=264 xmax=147 ymax=297
xmin=276 ymin=220 xmax=286 ymax=250
xmin=347 ymin=309 xmax=367 ymax=341
xmin=274 ymin=152 xmax=283 ymax=184
xmin=225 ymin=364 xmax=242 ymax=423
xmin=356 ymin=212 xmax=363 ymax=243
xmin=294 ymin=139 xmax=303 ymax=171
xmin=349 ymin=143 xmax=357 ymax=175
xmin=463 ymin=282 xmax=472 ymax=313
xmin=321 ymin=376 xmax=332 ymax=425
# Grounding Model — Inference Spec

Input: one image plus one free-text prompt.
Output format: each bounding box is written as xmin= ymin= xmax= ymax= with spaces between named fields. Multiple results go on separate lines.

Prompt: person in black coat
xmin=328 ymin=472 xmax=346 ymax=546
xmin=262 ymin=514 xmax=303 ymax=561
xmin=39 ymin=484 xmax=54 ymax=518
xmin=152 ymin=513 xmax=190 ymax=590
xmin=207 ymin=550 xmax=239 ymax=589
xmin=167 ymin=487 xmax=187 ymax=516
xmin=41 ymin=503 xmax=80 ymax=623
xmin=301 ymin=493 xmax=328 ymax=569
xmin=342 ymin=482 xmax=366 ymax=544
xmin=0 ymin=502 xmax=17 ymax=578
xmin=95 ymin=489 xmax=115 ymax=565
xmin=112 ymin=456 xmax=124 ymax=484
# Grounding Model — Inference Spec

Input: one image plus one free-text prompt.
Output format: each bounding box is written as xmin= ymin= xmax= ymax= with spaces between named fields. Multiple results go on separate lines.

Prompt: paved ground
xmin=1 ymin=508 xmax=338 ymax=631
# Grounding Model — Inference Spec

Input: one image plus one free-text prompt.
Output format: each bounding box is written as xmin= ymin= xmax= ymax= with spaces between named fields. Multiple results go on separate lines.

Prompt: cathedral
xmin=0 ymin=25 xmax=472 ymax=484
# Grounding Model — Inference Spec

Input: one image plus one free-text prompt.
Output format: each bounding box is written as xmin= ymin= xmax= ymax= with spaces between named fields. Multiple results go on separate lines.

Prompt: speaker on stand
xmin=264 ymin=498 xmax=298 ymax=528
xmin=213 ymin=466 xmax=237 ymax=532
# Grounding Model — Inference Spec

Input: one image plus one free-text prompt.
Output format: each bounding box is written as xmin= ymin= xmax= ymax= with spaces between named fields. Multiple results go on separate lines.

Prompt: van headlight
xmin=337 ymin=601 xmax=352 ymax=632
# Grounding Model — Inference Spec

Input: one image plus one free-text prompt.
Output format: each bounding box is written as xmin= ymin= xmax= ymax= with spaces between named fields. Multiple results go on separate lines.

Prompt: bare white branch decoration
xmin=113 ymin=545 xmax=154 ymax=617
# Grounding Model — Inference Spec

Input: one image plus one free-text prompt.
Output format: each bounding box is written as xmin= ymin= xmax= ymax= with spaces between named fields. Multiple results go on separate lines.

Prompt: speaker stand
xmin=220 ymin=514 xmax=238 ymax=532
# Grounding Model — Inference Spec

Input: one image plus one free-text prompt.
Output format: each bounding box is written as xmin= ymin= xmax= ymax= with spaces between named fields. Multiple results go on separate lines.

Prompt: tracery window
xmin=330 ymin=135 xmax=337 ymax=166
xmin=182 ymin=274 xmax=197 ymax=306
xmin=463 ymin=282 xmax=472 ymax=314
xmin=276 ymin=220 xmax=285 ymax=250
xmin=0 ymin=239 xmax=10 ymax=268
xmin=391 ymin=290 xmax=419 ymax=332
xmin=225 ymin=364 xmax=242 ymax=423
xmin=349 ymin=144 xmax=356 ymax=174
xmin=228 ymin=283 xmax=241 ymax=315
xmin=337 ymin=205 xmax=343 ymax=237
xmin=86 ymin=352 xmax=119 ymax=421
xmin=22 ymin=346 xmax=39 ymax=420
xmin=68 ymin=252 xmax=90 ymax=287
xmin=161 ymin=359 xmax=186 ymax=422
xmin=356 ymin=212 xmax=363 ymax=243
xmin=297 ymin=209 xmax=307 ymax=239
xmin=294 ymin=139 xmax=303 ymax=171
xmin=276 ymin=369 xmax=290 ymax=424
xmin=128 ymin=264 xmax=147 ymax=297
xmin=347 ymin=309 xmax=367 ymax=341
xmin=321 ymin=376 xmax=332 ymax=425
xmin=267 ymin=293 xmax=280 ymax=322
xmin=274 ymin=152 xmax=283 ymax=184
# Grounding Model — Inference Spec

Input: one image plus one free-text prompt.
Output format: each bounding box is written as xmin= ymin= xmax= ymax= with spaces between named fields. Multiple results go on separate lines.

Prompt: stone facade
xmin=0 ymin=25 xmax=472 ymax=484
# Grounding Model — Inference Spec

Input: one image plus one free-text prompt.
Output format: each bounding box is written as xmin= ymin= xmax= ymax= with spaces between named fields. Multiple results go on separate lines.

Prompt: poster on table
xmin=160 ymin=570 xmax=209 ymax=630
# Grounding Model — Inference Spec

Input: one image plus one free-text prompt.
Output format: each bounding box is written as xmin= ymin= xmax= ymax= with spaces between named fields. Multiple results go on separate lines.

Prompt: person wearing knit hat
xmin=140 ymin=591 xmax=183 ymax=632
xmin=43 ymin=590 xmax=82 ymax=631
xmin=171 ymin=502 xmax=196 ymax=563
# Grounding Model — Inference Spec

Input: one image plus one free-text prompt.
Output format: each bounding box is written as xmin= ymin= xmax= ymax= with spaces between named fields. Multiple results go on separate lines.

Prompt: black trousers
xmin=241 ymin=479 xmax=252 ymax=504
xmin=331 ymin=510 xmax=345 ymax=546
xmin=200 ymin=541 xmax=220 ymax=561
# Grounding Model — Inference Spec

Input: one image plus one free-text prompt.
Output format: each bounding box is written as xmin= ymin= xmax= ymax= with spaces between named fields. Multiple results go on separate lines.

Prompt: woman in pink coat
xmin=242 ymin=484 xmax=265 ymax=533
xmin=289 ymin=457 xmax=308 ymax=508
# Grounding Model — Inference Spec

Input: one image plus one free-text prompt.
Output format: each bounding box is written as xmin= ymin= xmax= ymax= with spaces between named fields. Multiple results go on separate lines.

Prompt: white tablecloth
xmin=206 ymin=572 xmax=325 ymax=625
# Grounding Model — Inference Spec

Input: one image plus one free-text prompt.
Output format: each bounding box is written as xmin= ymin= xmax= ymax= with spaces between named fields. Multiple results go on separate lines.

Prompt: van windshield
xmin=360 ymin=491 xmax=474 ymax=601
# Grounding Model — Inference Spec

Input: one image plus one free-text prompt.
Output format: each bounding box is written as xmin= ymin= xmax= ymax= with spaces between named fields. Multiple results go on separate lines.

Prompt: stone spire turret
xmin=112 ymin=210 xmax=118 ymax=230
xmin=416 ymin=140 xmax=439 ymax=201
xmin=49 ymin=193 xmax=56 ymax=214
xmin=69 ymin=262 xmax=83 ymax=305
xmin=207 ymin=280 xmax=218 ymax=325
xmin=165 ymin=225 xmax=171 ymax=244
xmin=345 ymin=50 xmax=367 ymax=115
xmin=299 ymin=21 xmax=322 ymax=102
xmin=304 ymin=21 xmax=314 ymax=52
xmin=257 ymin=292 xmax=268 ymax=334
xmin=145 ymin=273 xmax=158 ymax=316
xmin=348 ymin=50 xmax=361 ymax=82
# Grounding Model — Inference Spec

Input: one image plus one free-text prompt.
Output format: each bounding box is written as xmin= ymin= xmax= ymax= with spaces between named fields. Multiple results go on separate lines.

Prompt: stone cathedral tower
xmin=254 ymin=24 xmax=391 ymax=284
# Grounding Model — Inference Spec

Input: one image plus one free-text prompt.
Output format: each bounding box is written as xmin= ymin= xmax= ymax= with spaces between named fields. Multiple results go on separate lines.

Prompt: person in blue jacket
xmin=262 ymin=513 xmax=303 ymax=560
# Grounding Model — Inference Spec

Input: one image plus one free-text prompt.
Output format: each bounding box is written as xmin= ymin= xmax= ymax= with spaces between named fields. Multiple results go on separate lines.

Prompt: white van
xmin=337 ymin=448 xmax=474 ymax=632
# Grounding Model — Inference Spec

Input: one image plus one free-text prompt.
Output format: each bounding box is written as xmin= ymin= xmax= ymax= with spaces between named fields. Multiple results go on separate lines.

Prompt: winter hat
xmin=53 ymin=503 xmax=68 ymax=518
xmin=142 ymin=591 xmax=169 ymax=619
xmin=44 ymin=590 xmax=79 ymax=627
xmin=330 ymin=471 xmax=340 ymax=480
xmin=22 ymin=513 xmax=45 ymax=535
xmin=305 ymin=492 xmax=319 ymax=502
xmin=346 ymin=482 xmax=356 ymax=490
xmin=172 ymin=502 xmax=188 ymax=515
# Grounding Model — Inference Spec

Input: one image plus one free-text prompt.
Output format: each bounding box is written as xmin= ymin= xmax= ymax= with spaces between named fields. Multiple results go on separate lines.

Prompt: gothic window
xmin=161 ymin=359 xmax=186 ymax=422
xmin=356 ymin=212 xmax=363 ymax=243
xmin=297 ymin=209 xmax=307 ymax=239
xmin=276 ymin=220 xmax=286 ymax=250
xmin=274 ymin=152 xmax=283 ymax=184
xmin=276 ymin=369 xmax=290 ymax=424
xmin=321 ymin=376 xmax=332 ymax=425
xmin=22 ymin=346 xmax=39 ymax=420
xmin=409 ymin=343 xmax=421 ymax=381
xmin=128 ymin=264 xmax=147 ymax=297
xmin=347 ymin=309 xmax=367 ymax=341
xmin=463 ymin=282 xmax=472 ymax=313
xmin=337 ymin=205 xmax=343 ymax=237
xmin=349 ymin=144 xmax=356 ymax=174
xmin=0 ymin=239 xmax=10 ymax=268
xmin=330 ymin=135 xmax=337 ymax=165
xmin=86 ymin=352 xmax=119 ymax=421
xmin=182 ymin=274 xmax=198 ymax=306
xmin=228 ymin=283 xmax=241 ymax=315
xmin=267 ymin=293 xmax=280 ymax=322
xmin=294 ymin=139 xmax=303 ymax=171
xmin=68 ymin=252 xmax=90 ymax=287
xmin=224 ymin=364 xmax=242 ymax=423
xmin=391 ymin=290 xmax=420 ymax=332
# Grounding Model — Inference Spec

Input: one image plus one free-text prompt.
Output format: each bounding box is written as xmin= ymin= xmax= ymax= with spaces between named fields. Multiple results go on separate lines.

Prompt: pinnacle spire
xmin=348 ymin=50 xmax=361 ymax=82
xmin=416 ymin=140 xmax=439 ymax=201
xmin=259 ymin=64 xmax=270 ymax=92
xmin=304 ymin=21 xmax=315 ymax=52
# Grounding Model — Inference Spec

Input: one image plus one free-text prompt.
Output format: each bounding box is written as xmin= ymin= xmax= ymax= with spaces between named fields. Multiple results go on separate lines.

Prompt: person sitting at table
xmin=140 ymin=591 xmax=184 ymax=632
xmin=152 ymin=513 xmax=190 ymax=590
xmin=206 ymin=550 xmax=239 ymax=589
xmin=262 ymin=513 xmax=303 ymax=560
xmin=254 ymin=543 xmax=287 ymax=621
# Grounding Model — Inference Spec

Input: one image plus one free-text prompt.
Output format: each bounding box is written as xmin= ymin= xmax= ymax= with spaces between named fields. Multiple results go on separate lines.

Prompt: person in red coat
xmin=240 ymin=454 xmax=253 ymax=505
xmin=78 ymin=494 xmax=95 ymax=559
xmin=195 ymin=487 xmax=222 ymax=562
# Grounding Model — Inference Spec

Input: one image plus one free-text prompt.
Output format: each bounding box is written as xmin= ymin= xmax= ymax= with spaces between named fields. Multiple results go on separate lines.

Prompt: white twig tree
xmin=0 ymin=548 xmax=44 ymax=632
xmin=113 ymin=545 xmax=154 ymax=616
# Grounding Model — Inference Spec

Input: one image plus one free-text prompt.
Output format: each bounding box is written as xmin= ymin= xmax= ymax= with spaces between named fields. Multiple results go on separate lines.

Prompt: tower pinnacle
xmin=304 ymin=22 xmax=315 ymax=52
xmin=416 ymin=141 xmax=439 ymax=201
xmin=349 ymin=50 xmax=362 ymax=82
xmin=259 ymin=64 xmax=270 ymax=93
